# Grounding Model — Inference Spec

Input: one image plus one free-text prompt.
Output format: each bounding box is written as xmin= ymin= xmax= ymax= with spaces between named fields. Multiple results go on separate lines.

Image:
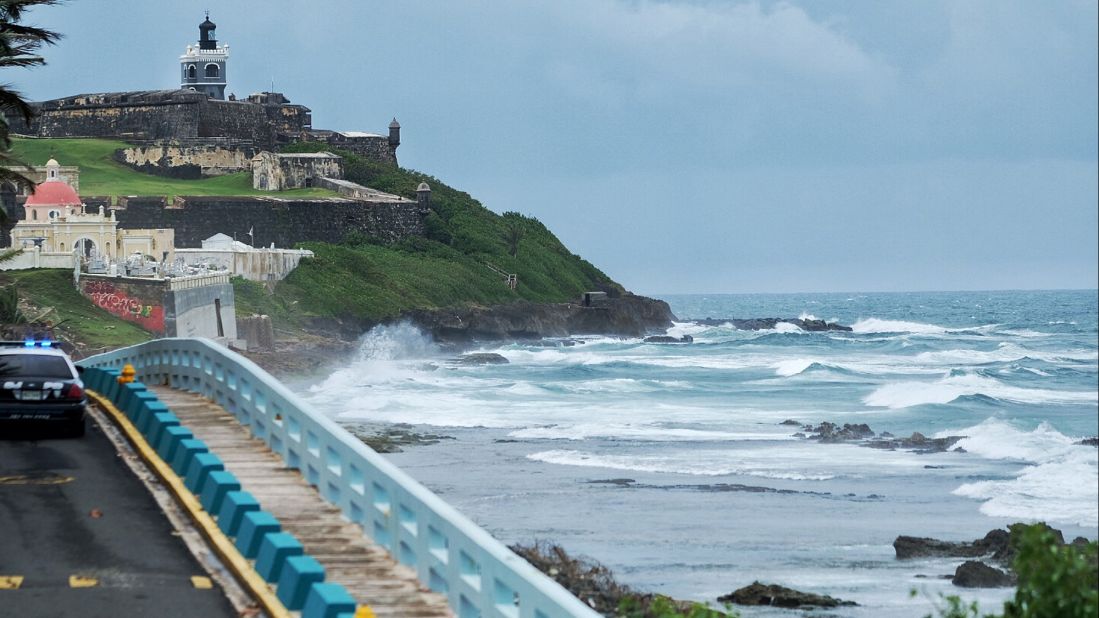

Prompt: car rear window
xmin=0 ymin=355 xmax=74 ymax=379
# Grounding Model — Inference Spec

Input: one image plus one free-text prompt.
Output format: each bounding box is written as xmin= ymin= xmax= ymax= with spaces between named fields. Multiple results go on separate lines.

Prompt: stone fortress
xmin=2 ymin=14 xmax=427 ymax=249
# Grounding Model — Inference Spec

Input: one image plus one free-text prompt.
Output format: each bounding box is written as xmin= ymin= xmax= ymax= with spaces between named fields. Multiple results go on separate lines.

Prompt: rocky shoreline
xmin=400 ymin=293 xmax=676 ymax=345
xmin=239 ymin=295 xmax=865 ymax=378
xmin=894 ymin=523 xmax=1096 ymax=588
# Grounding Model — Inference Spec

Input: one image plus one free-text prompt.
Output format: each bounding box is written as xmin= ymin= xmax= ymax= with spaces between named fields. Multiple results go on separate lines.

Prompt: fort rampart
xmin=96 ymin=196 xmax=425 ymax=248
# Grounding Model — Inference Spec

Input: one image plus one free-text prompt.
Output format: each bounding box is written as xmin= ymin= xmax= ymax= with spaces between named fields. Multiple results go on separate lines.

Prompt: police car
xmin=0 ymin=339 xmax=87 ymax=437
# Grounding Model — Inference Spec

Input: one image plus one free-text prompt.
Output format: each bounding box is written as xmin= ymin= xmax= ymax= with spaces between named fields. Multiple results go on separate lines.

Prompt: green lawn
xmin=10 ymin=137 xmax=336 ymax=198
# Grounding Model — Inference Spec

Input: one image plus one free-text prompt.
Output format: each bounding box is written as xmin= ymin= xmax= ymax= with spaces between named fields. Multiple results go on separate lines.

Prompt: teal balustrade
xmin=83 ymin=338 xmax=599 ymax=618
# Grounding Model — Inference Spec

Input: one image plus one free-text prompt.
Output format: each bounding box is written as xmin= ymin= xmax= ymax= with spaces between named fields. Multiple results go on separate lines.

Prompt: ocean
xmin=296 ymin=290 xmax=1098 ymax=616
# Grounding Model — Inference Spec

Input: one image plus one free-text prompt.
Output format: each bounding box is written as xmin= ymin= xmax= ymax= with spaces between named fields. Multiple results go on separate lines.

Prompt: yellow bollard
xmin=118 ymin=364 xmax=136 ymax=384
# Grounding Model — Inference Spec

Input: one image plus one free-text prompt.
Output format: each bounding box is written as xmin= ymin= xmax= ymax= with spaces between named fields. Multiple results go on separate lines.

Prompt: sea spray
xmin=354 ymin=321 xmax=439 ymax=362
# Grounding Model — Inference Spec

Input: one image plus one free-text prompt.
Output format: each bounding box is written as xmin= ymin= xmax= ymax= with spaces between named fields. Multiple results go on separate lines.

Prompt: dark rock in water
xmin=587 ymin=478 xmax=637 ymax=487
xmin=644 ymin=334 xmax=693 ymax=343
xmin=694 ymin=317 xmax=852 ymax=332
xmin=347 ymin=424 xmax=455 ymax=453
xmin=718 ymin=581 xmax=857 ymax=608
xmin=780 ymin=419 xmax=801 ymax=426
xmin=952 ymin=560 xmax=1015 ymax=588
xmin=807 ymin=421 xmax=876 ymax=443
xmin=403 ymin=294 xmax=675 ymax=344
xmin=1076 ymin=436 xmax=1099 ymax=447
xmin=895 ymin=528 xmax=1011 ymax=560
xmin=794 ymin=420 xmax=968 ymax=453
xmin=866 ymin=431 xmax=966 ymax=454
xmin=895 ymin=536 xmax=989 ymax=560
xmin=455 ymin=352 xmax=510 ymax=365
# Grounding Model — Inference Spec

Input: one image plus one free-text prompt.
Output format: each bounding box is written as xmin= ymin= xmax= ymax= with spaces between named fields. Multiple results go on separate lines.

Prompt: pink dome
xmin=26 ymin=180 xmax=81 ymax=206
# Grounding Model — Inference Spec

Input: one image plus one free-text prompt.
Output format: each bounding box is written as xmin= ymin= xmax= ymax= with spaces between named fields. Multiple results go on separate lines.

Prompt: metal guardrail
xmin=83 ymin=338 xmax=599 ymax=618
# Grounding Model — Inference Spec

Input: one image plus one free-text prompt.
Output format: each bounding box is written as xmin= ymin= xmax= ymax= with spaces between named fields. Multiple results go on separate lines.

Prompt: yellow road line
xmin=191 ymin=575 xmax=214 ymax=589
xmin=69 ymin=575 xmax=98 ymax=588
xmin=0 ymin=474 xmax=75 ymax=485
xmin=0 ymin=575 xmax=24 ymax=590
xmin=87 ymin=389 xmax=290 ymax=618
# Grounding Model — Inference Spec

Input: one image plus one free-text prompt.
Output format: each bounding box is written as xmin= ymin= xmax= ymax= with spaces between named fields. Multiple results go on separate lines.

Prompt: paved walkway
xmin=0 ymin=421 xmax=236 ymax=617
xmin=152 ymin=386 xmax=454 ymax=618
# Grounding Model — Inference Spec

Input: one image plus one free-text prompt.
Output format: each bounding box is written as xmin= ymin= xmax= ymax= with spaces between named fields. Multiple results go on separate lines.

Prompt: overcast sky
xmin=12 ymin=1 xmax=1098 ymax=294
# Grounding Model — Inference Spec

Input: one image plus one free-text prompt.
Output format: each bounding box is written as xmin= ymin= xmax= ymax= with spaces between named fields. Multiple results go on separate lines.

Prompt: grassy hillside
xmin=0 ymin=269 xmax=153 ymax=353
xmin=237 ymin=144 xmax=624 ymax=327
xmin=10 ymin=137 xmax=335 ymax=198
xmin=9 ymin=137 xmax=624 ymax=332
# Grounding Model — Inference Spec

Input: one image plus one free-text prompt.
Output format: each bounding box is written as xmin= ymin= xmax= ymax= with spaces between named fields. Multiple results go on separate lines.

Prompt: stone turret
xmin=389 ymin=118 xmax=401 ymax=148
xmin=416 ymin=182 xmax=431 ymax=207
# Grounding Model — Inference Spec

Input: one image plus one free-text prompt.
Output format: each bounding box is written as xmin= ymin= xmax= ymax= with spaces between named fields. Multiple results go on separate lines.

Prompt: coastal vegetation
xmin=238 ymin=143 xmax=623 ymax=328
xmin=0 ymin=269 xmax=152 ymax=351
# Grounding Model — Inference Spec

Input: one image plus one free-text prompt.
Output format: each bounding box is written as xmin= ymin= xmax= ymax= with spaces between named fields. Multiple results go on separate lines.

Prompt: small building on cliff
xmin=174 ymin=233 xmax=314 ymax=283
xmin=251 ymin=151 xmax=342 ymax=191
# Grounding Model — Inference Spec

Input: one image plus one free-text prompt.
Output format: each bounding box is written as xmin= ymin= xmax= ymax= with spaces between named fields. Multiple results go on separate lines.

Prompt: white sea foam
xmin=526 ymin=449 xmax=836 ymax=480
xmin=955 ymin=459 xmax=1099 ymax=527
xmin=851 ymin=318 xmax=949 ymax=334
xmin=798 ymin=312 xmax=819 ymax=321
xmin=937 ymin=419 xmax=1099 ymax=527
xmin=508 ymin=424 xmax=796 ymax=442
xmin=527 ymin=442 xmax=943 ymax=481
xmin=558 ymin=378 xmax=692 ymax=394
xmin=913 ymin=343 xmax=1097 ymax=367
xmin=772 ymin=322 xmax=804 ymax=334
xmin=863 ymin=373 xmax=1098 ymax=409
xmin=664 ymin=321 xmax=719 ymax=339
xmin=998 ymin=328 xmax=1052 ymax=338
xmin=774 ymin=358 xmax=818 ymax=377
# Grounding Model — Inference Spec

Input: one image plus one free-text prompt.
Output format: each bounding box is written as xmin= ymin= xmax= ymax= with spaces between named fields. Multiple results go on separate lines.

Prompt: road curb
xmin=87 ymin=388 xmax=292 ymax=618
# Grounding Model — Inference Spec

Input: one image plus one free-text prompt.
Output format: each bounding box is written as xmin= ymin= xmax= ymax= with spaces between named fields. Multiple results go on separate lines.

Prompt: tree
xmin=0 ymin=0 xmax=61 ymax=186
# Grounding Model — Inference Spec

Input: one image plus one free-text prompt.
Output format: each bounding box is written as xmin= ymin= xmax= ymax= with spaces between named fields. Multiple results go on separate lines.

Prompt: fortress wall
xmin=32 ymin=101 xmax=202 ymax=141
xmin=9 ymin=91 xmax=278 ymax=147
xmin=116 ymin=144 xmax=256 ymax=178
xmin=198 ymin=99 xmax=274 ymax=145
xmin=326 ymin=135 xmax=398 ymax=165
xmin=108 ymin=196 xmax=427 ymax=247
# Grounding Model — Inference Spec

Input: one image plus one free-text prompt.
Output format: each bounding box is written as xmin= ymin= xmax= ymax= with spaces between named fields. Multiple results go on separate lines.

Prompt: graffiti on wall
xmin=82 ymin=280 xmax=165 ymax=333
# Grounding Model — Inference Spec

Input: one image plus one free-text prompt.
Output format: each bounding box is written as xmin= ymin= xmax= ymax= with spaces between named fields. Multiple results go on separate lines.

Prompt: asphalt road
xmin=0 ymin=417 xmax=236 ymax=617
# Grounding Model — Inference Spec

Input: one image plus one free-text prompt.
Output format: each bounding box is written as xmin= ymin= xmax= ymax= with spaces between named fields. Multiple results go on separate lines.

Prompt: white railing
xmin=166 ymin=272 xmax=232 ymax=290
xmin=83 ymin=338 xmax=599 ymax=618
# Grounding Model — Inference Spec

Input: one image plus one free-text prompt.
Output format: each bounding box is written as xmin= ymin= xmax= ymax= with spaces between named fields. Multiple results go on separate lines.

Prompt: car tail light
xmin=65 ymin=383 xmax=85 ymax=400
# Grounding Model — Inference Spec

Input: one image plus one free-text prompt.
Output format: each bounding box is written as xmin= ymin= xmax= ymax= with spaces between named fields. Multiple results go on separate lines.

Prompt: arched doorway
xmin=74 ymin=237 xmax=97 ymax=258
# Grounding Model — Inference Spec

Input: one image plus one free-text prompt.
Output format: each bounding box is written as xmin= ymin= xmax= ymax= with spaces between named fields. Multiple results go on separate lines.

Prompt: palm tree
xmin=503 ymin=221 xmax=524 ymax=258
xmin=0 ymin=0 xmax=61 ymax=186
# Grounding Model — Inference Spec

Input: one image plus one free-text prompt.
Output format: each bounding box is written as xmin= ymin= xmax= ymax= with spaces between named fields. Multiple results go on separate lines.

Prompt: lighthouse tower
xmin=179 ymin=13 xmax=228 ymax=99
